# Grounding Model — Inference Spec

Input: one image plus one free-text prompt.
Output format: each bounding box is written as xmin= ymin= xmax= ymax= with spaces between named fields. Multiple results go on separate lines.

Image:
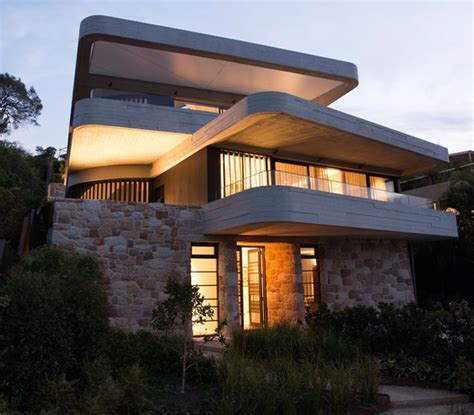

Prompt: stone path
xmin=380 ymin=385 xmax=473 ymax=415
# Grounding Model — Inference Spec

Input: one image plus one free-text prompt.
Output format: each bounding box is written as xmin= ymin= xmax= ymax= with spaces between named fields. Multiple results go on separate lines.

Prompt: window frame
xmin=300 ymin=244 xmax=321 ymax=309
xmin=190 ymin=242 xmax=219 ymax=337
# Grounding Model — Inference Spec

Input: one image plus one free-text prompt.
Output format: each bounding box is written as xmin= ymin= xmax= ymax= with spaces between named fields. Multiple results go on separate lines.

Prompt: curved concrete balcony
xmin=202 ymin=185 xmax=458 ymax=239
xmin=67 ymin=97 xmax=217 ymax=178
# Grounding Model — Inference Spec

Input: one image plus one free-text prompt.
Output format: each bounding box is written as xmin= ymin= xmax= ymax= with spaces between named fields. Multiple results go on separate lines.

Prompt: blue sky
xmin=1 ymin=0 xmax=472 ymax=155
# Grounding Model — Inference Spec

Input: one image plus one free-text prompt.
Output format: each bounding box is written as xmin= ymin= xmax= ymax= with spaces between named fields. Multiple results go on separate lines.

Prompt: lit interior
xmin=89 ymin=40 xmax=344 ymax=102
xmin=239 ymin=247 xmax=265 ymax=330
xmin=191 ymin=245 xmax=219 ymax=336
xmin=69 ymin=125 xmax=190 ymax=171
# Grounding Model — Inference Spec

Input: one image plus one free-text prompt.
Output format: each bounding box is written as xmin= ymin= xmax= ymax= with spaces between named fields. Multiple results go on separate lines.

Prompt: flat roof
xmin=74 ymin=15 xmax=358 ymax=106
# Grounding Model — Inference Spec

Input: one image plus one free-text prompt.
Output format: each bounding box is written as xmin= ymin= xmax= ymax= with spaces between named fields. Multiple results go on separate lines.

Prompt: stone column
xmin=265 ymin=242 xmax=305 ymax=326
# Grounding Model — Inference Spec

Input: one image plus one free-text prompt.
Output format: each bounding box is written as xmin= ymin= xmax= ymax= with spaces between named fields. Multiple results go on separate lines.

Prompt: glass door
xmin=237 ymin=246 xmax=266 ymax=329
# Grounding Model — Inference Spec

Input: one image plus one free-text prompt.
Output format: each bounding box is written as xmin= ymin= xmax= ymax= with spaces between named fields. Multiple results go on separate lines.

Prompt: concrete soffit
xmin=68 ymin=92 xmax=450 ymax=185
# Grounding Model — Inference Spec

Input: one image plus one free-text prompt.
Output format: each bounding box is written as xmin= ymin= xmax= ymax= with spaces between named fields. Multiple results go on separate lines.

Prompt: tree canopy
xmin=0 ymin=73 xmax=42 ymax=135
xmin=0 ymin=141 xmax=62 ymax=245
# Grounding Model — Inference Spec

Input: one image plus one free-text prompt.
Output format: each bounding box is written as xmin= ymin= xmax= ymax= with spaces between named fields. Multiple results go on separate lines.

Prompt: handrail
xmin=220 ymin=170 xmax=433 ymax=209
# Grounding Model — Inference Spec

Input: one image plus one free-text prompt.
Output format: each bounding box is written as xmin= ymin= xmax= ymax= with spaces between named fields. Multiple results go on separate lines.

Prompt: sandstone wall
xmin=319 ymin=239 xmax=415 ymax=310
xmin=50 ymin=198 xmax=204 ymax=331
xmin=265 ymin=242 xmax=305 ymax=325
xmin=50 ymin=199 xmax=416 ymax=333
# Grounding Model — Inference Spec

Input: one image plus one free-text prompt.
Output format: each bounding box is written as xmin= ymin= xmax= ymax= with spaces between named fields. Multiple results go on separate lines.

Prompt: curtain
xmin=344 ymin=171 xmax=368 ymax=197
xmin=275 ymin=162 xmax=308 ymax=188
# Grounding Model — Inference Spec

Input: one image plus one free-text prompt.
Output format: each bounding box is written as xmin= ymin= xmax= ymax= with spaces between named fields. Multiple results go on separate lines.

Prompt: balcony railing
xmin=220 ymin=170 xmax=433 ymax=209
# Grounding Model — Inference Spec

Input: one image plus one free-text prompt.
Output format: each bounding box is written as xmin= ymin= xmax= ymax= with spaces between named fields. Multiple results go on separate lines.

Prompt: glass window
xmin=370 ymin=176 xmax=395 ymax=202
xmin=220 ymin=151 xmax=270 ymax=197
xmin=275 ymin=162 xmax=308 ymax=188
xmin=343 ymin=171 xmax=368 ymax=198
xmin=300 ymin=246 xmax=321 ymax=310
xmin=300 ymin=246 xmax=315 ymax=256
xmin=191 ymin=245 xmax=216 ymax=256
xmin=174 ymin=100 xmax=227 ymax=114
xmin=191 ymin=244 xmax=219 ymax=336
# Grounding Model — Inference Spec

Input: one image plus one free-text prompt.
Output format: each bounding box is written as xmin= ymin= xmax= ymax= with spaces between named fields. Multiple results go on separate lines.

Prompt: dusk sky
xmin=1 ymin=0 xmax=472 ymax=155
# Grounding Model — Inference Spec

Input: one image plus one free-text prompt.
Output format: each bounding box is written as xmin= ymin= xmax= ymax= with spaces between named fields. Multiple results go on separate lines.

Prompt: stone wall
xmin=50 ymin=198 xmax=416 ymax=333
xmin=265 ymin=242 xmax=305 ymax=325
xmin=319 ymin=239 xmax=415 ymax=310
xmin=50 ymin=198 xmax=204 ymax=332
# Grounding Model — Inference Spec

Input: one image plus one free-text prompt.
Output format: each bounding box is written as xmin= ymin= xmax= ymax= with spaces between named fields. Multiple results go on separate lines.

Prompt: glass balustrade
xmin=220 ymin=170 xmax=433 ymax=209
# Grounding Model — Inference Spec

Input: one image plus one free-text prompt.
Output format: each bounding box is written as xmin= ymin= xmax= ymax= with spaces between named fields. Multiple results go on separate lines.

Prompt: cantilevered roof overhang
xmin=151 ymin=92 xmax=449 ymax=178
xmin=67 ymin=92 xmax=450 ymax=186
xmin=72 ymin=15 xmax=359 ymax=108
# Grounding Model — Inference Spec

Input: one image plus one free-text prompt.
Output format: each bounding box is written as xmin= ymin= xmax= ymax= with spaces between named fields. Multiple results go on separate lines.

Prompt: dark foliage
xmin=0 ymin=246 xmax=108 ymax=410
xmin=307 ymin=301 xmax=474 ymax=394
xmin=0 ymin=73 xmax=42 ymax=135
xmin=100 ymin=329 xmax=217 ymax=385
xmin=414 ymin=171 xmax=474 ymax=305
xmin=0 ymin=141 xmax=63 ymax=245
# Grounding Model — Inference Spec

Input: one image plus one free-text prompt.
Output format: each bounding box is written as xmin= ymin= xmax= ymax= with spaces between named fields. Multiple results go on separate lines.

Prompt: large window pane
xmin=370 ymin=176 xmax=395 ymax=202
xmin=191 ymin=258 xmax=217 ymax=272
xmin=344 ymin=171 xmax=368 ymax=198
xmin=220 ymin=151 xmax=270 ymax=197
xmin=191 ymin=244 xmax=218 ymax=336
xmin=275 ymin=162 xmax=308 ymax=188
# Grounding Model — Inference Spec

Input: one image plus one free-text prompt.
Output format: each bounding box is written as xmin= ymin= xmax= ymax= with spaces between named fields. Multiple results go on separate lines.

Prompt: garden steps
xmin=379 ymin=385 xmax=470 ymax=412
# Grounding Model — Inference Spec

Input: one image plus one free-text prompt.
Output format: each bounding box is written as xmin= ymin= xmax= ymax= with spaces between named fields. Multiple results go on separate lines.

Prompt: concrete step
xmin=379 ymin=385 xmax=470 ymax=409
xmin=381 ymin=403 xmax=474 ymax=415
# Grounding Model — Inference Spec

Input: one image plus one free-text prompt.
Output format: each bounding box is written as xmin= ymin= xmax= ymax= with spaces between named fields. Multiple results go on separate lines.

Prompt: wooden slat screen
xmin=69 ymin=179 xmax=151 ymax=203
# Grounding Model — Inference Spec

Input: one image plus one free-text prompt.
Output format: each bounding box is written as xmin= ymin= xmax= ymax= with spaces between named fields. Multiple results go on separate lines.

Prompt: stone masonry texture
xmin=319 ymin=239 xmax=415 ymax=310
xmin=50 ymin=199 xmax=415 ymax=332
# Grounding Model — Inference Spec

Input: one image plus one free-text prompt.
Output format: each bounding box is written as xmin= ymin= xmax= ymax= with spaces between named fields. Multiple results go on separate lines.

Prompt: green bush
xmin=219 ymin=324 xmax=378 ymax=415
xmin=0 ymin=246 xmax=108 ymax=411
xmin=100 ymin=329 xmax=217 ymax=385
xmin=307 ymin=301 xmax=474 ymax=394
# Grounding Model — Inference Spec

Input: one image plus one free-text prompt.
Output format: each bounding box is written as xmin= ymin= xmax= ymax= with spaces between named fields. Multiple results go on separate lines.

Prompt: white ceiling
xmin=89 ymin=41 xmax=343 ymax=101
xmin=69 ymin=124 xmax=189 ymax=171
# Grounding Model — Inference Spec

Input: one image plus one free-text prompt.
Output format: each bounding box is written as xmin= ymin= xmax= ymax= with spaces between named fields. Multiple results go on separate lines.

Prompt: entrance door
xmin=238 ymin=246 xmax=266 ymax=329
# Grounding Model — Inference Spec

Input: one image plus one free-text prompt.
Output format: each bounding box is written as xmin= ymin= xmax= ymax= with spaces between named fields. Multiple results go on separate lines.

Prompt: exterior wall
xmin=319 ymin=239 xmax=415 ymax=310
xmin=153 ymin=148 xmax=209 ymax=205
xmin=50 ymin=198 xmax=416 ymax=334
xmin=265 ymin=242 xmax=305 ymax=325
xmin=49 ymin=198 xmax=204 ymax=332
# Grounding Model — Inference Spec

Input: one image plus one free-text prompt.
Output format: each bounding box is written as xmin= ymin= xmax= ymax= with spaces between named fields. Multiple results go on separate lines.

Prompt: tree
xmin=151 ymin=280 xmax=213 ymax=393
xmin=0 ymin=73 xmax=42 ymax=135
xmin=414 ymin=170 xmax=474 ymax=306
xmin=0 ymin=141 xmax=62 ymax=246
xmin=443 ymin=171 xmax=474 ymax=255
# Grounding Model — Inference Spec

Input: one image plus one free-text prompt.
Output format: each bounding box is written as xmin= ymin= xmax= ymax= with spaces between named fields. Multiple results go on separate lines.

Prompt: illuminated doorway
xmin=237 ymin=246 xmax=267 ymax=329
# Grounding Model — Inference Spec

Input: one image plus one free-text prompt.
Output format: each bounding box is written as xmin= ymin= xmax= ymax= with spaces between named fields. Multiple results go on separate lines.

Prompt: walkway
xmin=380 ymin=385 xmax=473 ymax=415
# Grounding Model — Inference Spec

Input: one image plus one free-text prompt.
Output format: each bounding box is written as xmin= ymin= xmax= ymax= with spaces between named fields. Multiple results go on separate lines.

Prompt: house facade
xmin=50 ymin=16 xmax=458 ymax=335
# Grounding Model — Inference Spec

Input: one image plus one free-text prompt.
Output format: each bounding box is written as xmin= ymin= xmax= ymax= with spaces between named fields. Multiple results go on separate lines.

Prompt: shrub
xmin=307 ymin=301 xmax=474 ymax=394
xmin=0 ymin=246 xmax=108 ymax=411
xmin=100 ymin=329 xmax=217 ymax=385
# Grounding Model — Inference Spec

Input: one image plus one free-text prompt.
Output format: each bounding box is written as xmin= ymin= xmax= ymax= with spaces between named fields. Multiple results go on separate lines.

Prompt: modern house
xmin=50 ymin=15 xmax=458 ymax=336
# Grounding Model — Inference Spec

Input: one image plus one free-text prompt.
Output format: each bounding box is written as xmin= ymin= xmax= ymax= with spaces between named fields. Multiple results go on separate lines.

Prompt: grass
xmin=215 ymin=323 xmax=379 ymax=415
